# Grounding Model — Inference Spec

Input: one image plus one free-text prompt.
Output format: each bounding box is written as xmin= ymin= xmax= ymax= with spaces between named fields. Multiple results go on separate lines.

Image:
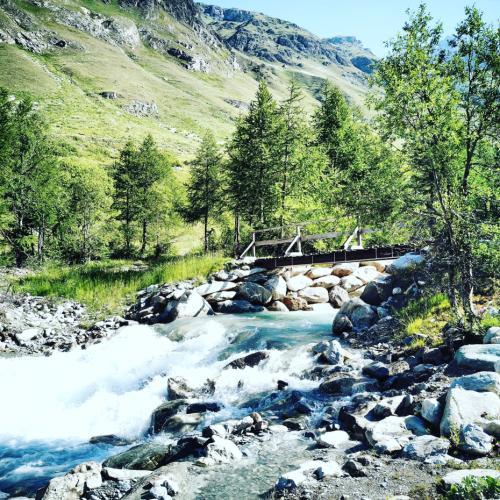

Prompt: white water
xmin=0 ymin=311 xmax=338 ymax=495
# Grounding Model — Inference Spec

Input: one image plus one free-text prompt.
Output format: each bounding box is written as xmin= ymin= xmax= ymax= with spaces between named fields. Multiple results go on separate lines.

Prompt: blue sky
xmin=209 ymin=0 xmax=500 ymax=56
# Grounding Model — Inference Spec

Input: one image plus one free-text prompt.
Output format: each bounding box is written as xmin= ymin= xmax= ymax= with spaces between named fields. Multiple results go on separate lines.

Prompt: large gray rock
xmin=458 ymin=423 xmax=493 ymax=456
xmin=195 ymin=281 xmax=237 ymax=296
xmin=215 ymin=300 xmax=264 ymax=314
xmin=450 ymin=371 xmax=500 ymax=394
xmin=264 ymin=275 xmax=287 ymax=301
xmin=197 ymin=436 xmax=242 ymax=466
xmin=484 ymin=326 xmax=500 ymax=344
xmin=275 ymin=460 xmax=341 ymax=491
xmin=306 ymin=267 xmax=333 ymax=279
xmin=286 ymin=274 xmax=313 ymax=292
xmin=440 ymin=387 xmax=500 ymax=436
xmin=298 ymin=286 xmax=329 ymax=304
xmin=312 ymin=275 xmax=340 ymax=289
xmin=442 ymin=469 xmax=500 ymax=486
xmin=237 ymin=282 xmax=272 ymax=305
xmin=102 ymin=467 xmax=151 ymax=481
xmin=331 ymin=263 xmax=359 ymax=277
xmin=320 ymin=340 xmax=345 ymax=365
xmin=340 ymin=275 xmax=364 ymax=292
xmin=420 ymin=398 xmax=442 ymax=427
xmin=39 ymin=462 xmax=102 ymax=499
xmin=268 ymin=300 xmax=289 ymax=312
xmin=103 ymin=442 xmax=171 ymax=471
xmin=353 ymin=266 xmax=381 ymax=284
xmin=402 ymin=435 xmax=450 ymax=461
xmin=151 ymin=400 xmax=188 ymax=434
xmin=360 ymin=276 xmax=393 ymax=306
xmin=224 ymin=351 xmax=269 ymax=369
xmin=316 ymin=431 xmax=350 ymax=449
xmin=365 ymin=415 xmax=427 ymax=454
xmin=454 ymin=344 xmax=500 ymax=372
xmin=329 ymin=286 xmax=350 ymax=307
xmin=333 ymin=298 xmax=377 ymax=332
xmin=387 ymin=253 xmax=425 ymax=275
xmin=159 ymin=291 xmax=213 ymax=323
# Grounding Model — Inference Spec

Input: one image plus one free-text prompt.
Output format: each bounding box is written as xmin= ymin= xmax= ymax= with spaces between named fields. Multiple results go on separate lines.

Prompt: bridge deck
xmin=253 ymin=244 xmax=415 ymax=269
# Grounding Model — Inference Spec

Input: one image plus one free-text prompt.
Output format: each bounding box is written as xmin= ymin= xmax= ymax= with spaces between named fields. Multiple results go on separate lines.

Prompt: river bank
xmin=0 ymin=255 xmax=498 ymax=499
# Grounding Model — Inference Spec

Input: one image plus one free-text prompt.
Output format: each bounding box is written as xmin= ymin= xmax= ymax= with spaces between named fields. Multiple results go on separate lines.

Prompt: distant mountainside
xmin=0 ymin=0 xmax=376 ymax=163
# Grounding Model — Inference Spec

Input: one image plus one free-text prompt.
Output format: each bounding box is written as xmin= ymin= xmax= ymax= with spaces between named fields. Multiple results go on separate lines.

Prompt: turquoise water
xmin=0 ymin=311 xmax=337 ymax=497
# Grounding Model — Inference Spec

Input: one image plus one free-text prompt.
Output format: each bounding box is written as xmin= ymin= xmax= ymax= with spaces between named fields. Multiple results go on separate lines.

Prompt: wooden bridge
xmin=238 ymin=220 xmax=415 ymax=269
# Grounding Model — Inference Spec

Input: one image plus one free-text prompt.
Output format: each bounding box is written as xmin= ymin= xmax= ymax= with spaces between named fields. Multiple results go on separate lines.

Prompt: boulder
xmin=264 ymin=275 xmax=287 ymax=301
xmin=268 ymin=301 xmax=289 ymax=312
xmin=312 ymin=275 xmax=341 ymax=289
xmin=225 ymin=351 xmax=269 ymax=369
xmin=362 ymin=361 xmax=390 ymax=381
xmin=316 ymin=430 xmax=350 ymax=449
xmin=332 ymin=314 xmax=353 ymax=334
xmin=319 ymin=374 xmax=361 ymax=396
xmin=215 ymin=300 xmax=264 ymax=314
xmin=186 ymin=402 xmax=221 ymax=414
xmin=354 ymin=266 xmax=381 ymax=284
xmin=366 ymin=416 xmax=427 ymax=454
xmin=306 ymin=267 xmax=333 ymax=279
xmin=159 ymin=291 xmax=213 ymax=323
xmin=333 ymin=298 xmax=377 ymax=332
xmin=440 ymin=387 xmax=500 ymax=436
xmin=371 ymin=395 xmax=407 ymax=419
xmin=286 ymin=274 xmax=313 ymax=292
xmin=152 ymin=413 xmax=202 ymax=434
xmin=450 ymin=371 xmax=500 ymax=394
xmin=282 ymin=296 xmax=310 ymax=311
xmin=484 ymin=326 xmax=500 ymax=344
xmin=360 ymin=277 xmax=393 ymax=306
xmin=458 ymin=423 xmax=493 ymax=456
xmin=343 ymin=459 xmax=366 ymax=477
xmin=38 ymin=462 xmax=102 ymax=499
xmin=420 ymin=398 xmax=442 ymax=427
xmin=195 ymin=281 xmax=237 ymax=296
xmin=237 ymin=282 xmax=272 ymax=305
xmin=298 ymin=286 xmax=329 ymax=304
xmin=360 ymin=261 xmax=388 ymax=272
xmin=102 ymin=442 xmax=170 ymax=471
xmin=275 ymin=460 xmax=341 ymax=491
xmin=15 ymin=327 xmax=42 ymax=344
xmin=319 ymin=340 xmax=345 ymax=365
xmin=151 ymin=399 xmax=188 ymax=433
xmin=167 ymin=377 xmax=193 ymax=400
xmin=454 ymin=344 xmax=500 ymax=372
xmin=340 ymin=275 xmax=364 ymax=293
xmin=387 ymin=253 xmax=425 ymax=276
xmin=197 ymin=436 xmax=242 ymax=466
xmin=329 ymin=286 xmax=350 ymax=307
xmin=442 ymin=469 xmax=500 ymax=487
xmin=331 ymin=263 xmax=359 ymax=277
xmin=205 ymin=291 xmax=237 ymax=302
xmin=402 ymin=435 xmax=450 ymax=461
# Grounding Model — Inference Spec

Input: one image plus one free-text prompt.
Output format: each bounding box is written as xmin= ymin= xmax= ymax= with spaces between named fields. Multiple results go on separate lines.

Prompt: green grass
xmin=445 ymin=476 xmax=500 ymax=500
xmin=396 ymin=293 xmax=452 ymax=348
xmin=13 ymin=254 xmax=227 ymax=317
xmin=481 ymin=314 xmax=500 ymax=330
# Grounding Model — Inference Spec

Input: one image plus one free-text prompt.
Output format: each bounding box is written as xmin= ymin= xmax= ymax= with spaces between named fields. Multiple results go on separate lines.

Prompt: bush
xmin=445 ymin=476 xmax=500 ymax=500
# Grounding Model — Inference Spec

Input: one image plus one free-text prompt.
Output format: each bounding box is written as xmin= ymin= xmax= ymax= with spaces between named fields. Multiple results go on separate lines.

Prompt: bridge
xmin=237 ymin=220 xmax=416 ymax=269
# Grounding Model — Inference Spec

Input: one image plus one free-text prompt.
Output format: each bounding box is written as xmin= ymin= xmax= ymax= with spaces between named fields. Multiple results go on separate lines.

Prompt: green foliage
xmin=13 ymin=254 xmax=227 ymax=316
xmin=184 ymin=131 xmax=225 ymax=252
xmin=371 ymin=4 xmax=499 ymax=329
xmin=445 ymin=475 xmax=500 ymax=500
xmin=396 ymin=292 xmax=452 ymax=346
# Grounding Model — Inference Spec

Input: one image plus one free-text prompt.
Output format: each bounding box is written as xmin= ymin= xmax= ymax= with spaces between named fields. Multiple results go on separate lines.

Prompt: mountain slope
xmin=0 ymin=0 xmax=375 ymax=164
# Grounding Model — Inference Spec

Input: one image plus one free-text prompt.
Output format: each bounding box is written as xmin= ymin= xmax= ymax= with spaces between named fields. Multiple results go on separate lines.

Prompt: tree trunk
xmin=140 ymin=220 xmax=147 ymax=257
xmin=37 ymin=221 xmax=45 ymax=262
xmin=204 ymin=210 xmax=209 ymax=254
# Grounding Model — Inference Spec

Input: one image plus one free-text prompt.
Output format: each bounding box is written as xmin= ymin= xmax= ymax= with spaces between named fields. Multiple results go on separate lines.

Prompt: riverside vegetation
xmin=0 ymin=2 xmax=498 ymax=500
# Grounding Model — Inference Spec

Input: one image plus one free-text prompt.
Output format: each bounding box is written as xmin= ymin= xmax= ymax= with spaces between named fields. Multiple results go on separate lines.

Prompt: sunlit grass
xmin=396 ymin=293 xmax=452 ymax=348
xmin=13 ymin=254 xmax=227 ymax=317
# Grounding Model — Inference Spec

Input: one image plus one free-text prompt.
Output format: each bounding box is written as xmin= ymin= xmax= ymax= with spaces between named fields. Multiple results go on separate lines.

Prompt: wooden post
xmin=296 ymin=226 xmax=302 ymax=255
xmin=356 ymin=228 xmax=362 ymax=248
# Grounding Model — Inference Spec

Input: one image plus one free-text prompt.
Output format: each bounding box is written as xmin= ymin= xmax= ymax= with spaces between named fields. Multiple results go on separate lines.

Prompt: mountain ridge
xmin=0 ymin=0 xmax=375 ymax=163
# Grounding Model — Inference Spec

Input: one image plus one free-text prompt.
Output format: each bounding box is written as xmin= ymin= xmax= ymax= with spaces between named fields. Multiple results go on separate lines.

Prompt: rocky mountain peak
xmin=119 ymin=0 xmax=200 ymax=25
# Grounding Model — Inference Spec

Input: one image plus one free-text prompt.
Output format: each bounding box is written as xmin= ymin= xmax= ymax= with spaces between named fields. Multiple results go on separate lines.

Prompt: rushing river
xmin=0 ymin=309 xmax=359 ymax=498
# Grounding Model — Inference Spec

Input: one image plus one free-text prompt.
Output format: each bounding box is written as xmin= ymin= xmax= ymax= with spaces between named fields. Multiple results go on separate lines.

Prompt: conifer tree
xmin=184 ymin=131 xmax=223 ymax=253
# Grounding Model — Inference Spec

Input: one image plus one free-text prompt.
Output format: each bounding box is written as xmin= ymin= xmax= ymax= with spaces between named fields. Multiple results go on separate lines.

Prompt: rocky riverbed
xmin=0 ymin=254 xmax=498 ymax=500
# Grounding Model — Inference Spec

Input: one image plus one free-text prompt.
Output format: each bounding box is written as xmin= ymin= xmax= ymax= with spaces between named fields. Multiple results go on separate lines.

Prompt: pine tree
xmin=184 ymin=131 xmax=223 ymax=253
xmin=227 ymin=80 xmax=281 ymax=235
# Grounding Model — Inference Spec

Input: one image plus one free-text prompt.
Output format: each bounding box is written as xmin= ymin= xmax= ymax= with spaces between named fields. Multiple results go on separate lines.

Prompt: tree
xmin=112 ymin=140 xmax=138 ymax=256
xmin=227 ymin=80 xmax=281 ymax=237
xmin=371 ymin=4 xmax=499 ymax=327
xmin=112 ymin=135 xmax=173 ymax=257
xmin=184 ymin=131 xmax=224 ymax=253
xmin=0 ymin=89 xmax=61 ymax=265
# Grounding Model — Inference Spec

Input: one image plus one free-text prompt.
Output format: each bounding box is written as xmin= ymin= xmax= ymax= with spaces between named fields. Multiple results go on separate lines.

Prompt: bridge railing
xmin=238 ymin=220 xmax=376 ymax=259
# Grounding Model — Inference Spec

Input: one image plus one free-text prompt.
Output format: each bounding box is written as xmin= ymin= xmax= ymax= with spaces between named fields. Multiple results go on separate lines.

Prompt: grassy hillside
xmin=0 ymin=0 xmax=373 ymax=167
